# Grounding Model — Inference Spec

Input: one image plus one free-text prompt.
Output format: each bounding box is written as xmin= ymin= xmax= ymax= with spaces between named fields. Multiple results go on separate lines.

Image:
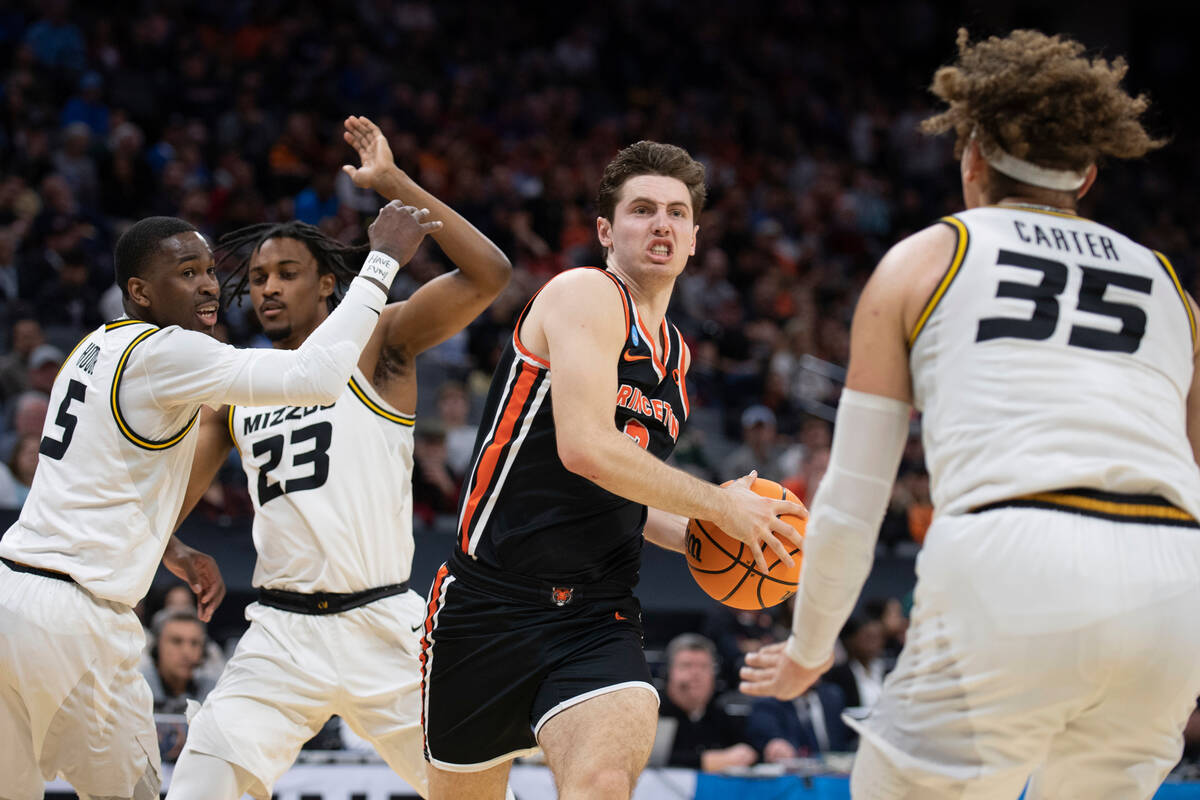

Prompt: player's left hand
xmin=342 ymin=115 xmax=399 ymax=190
xmin=738 ymin=639 xmax=833 ymax=700
xmin=163 ymin=542 xmax=227 ymax=622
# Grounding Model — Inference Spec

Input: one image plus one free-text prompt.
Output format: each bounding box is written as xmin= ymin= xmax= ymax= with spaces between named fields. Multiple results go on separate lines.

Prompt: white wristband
xmin=361 ymin=250 xmax=401 ymax=289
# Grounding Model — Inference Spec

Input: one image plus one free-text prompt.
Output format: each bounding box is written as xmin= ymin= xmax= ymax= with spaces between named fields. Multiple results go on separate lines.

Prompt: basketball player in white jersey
xmin=0 ymin=204 xmax=436 ymax=800
xmin=163 ymin=116 xmax=512 ymax=800
xmin=740 ymin=29 xmax=1200 ymax=799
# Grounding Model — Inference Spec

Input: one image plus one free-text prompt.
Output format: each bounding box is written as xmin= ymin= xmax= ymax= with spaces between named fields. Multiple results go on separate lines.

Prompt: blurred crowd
xmin=1 ymin=0 xmax=1200 ymax=771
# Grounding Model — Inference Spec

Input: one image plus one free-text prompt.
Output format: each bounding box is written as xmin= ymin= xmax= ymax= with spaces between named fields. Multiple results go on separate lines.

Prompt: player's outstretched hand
xmin=342 ymin=115 xmax=397 ymax=191
xmin=716 ymin=471 xmax=807 ymax=574
xmin=738 ymin=640 xmax=833 ymax=700
xmin=368 ymin=200 xmax=442 ymax=265
xmin=162 ymin=540 xmax=227 ymax=623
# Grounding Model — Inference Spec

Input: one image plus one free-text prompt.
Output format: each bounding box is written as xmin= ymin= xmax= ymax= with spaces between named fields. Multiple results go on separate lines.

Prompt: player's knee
xmin=563 ymin=765 xmax=635 ymax=799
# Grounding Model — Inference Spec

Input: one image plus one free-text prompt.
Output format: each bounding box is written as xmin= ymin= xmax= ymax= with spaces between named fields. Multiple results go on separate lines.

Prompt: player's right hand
xmin=716 ymin=471 xmax=807 ymax=574
xmin=367 ymin=199 xmax=442 ymax=265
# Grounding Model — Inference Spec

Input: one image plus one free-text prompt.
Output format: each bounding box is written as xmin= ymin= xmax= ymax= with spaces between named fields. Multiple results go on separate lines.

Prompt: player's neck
xmin=607 ymin=263 xmax=674 ymax=332
xmin=993 ymin=193 xmax=1077 ymax=215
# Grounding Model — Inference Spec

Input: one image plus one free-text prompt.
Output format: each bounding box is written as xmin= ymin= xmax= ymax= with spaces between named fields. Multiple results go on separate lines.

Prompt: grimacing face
xmin=597 ymin=174 xmax=698 ymax=280
xmin=248 ymin=237 xmax=335 ymax=346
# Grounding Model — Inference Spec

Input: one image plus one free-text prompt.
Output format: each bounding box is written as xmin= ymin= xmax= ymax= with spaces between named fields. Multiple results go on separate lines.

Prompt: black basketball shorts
xmin=419 ymin=550 xmax=658 ymax=771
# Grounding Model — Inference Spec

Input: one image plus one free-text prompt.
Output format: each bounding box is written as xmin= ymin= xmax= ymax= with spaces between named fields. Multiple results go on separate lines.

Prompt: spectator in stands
xmin=826 ymin=615 xmax=887 ymax=710
xmin=745 ymin=679 xmax=850 ymax=758
xmin=0 ymin=315 xmax=44 ymax=403
xmin=436 ymin=380 xmax=477 ymax=478
xmin=7 ymin=434 xmax=40 ymax=507
xmin=26 ymin=343 xmax=64 ymax=394
xmin=724 ymin=405 xmax=795 ymax=483
xmin=657 ymin=634 xmax=758 ymax=771
xmin=702 ymin=606 xmax=781 ymax=690
xmin=411 ymin=420 xmax=460 ymax=524
xmin=1 ymin=390 xmax=49 ymax=463
xmin=155 ymin=584 xmax=228 ymax=685
xmin=140 ymin=608 xmax=217 ymax=715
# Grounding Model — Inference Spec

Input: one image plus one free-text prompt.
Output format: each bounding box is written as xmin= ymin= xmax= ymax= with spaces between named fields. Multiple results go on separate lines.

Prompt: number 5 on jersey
xmin=40 ymin=379 xmax=86 ymax=460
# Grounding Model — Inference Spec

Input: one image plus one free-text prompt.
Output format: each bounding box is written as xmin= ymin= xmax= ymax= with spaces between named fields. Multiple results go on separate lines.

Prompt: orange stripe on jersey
xmin=458 ymin=362 xmax=540 ymax=552
xmin=634 ymin=315 xmax=667 ymax=377
xmin=419 ymin=564 xmax=451 ymax=745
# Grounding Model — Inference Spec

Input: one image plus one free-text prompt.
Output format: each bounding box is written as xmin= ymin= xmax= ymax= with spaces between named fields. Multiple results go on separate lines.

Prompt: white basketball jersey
xmin=910 ymin=204 xmax=1200 ymax=518
xmin=0 ymin=320 xmax=201 ymax=605
xmin=229 ymin=367 xmax=416 ymax=592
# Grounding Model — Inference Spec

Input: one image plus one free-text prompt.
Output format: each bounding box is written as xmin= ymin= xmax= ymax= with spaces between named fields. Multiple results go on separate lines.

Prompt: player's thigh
xmin=182 ymin=618 xmax=334 ymax=791
xmin=0 ymin=680 xmax=43 ymax=800
xmin=537 ymin=686 xmax=658 ymax=794
xmin=428 ymin=760 xmax=511 ymax=800
xmin=51 ymin=664 xmax=161 ymax=800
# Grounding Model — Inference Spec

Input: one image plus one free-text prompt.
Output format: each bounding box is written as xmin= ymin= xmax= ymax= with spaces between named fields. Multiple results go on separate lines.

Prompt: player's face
xmin=248 ymin=237 xmax=335 ymax=347
xmin=138 ymin=232 xmax=220 ymax=333
xmin=597 ymin=175 xmax=698 ymax=280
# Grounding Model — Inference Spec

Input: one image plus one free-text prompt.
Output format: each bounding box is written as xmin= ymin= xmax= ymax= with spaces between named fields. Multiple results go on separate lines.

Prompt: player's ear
xmin=689 ymin=224 xmax=699 ymax=257
xmin=596 ymin=216 xmax=614 ymax=250
xmin=317 ymin=271 xmax=336 ymax=301
xmin=126 ymin=276 xmax=152 ymax=310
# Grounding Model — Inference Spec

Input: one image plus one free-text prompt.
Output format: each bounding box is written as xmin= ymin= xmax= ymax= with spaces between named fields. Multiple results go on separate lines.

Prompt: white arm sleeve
xmin=136 ymin=276 xmax=388 ymax=409
xmin=786 ymin=388 xmax=911 ymax=668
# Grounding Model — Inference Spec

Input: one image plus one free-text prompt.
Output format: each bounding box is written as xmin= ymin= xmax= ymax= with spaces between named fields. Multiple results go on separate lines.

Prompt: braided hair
xmin=217 ymin=221 xmax=368 ymax=308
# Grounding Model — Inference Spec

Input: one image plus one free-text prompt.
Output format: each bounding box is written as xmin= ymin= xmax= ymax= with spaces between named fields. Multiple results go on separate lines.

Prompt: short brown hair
xmin=922 ymin=29 xmax=1165 ymax=172
xmin=595 ymin=141 xmax=707 ymax=222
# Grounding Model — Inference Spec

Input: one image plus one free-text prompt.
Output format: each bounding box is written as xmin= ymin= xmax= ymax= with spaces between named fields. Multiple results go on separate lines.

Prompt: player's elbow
xmin=556 ymin=433 xmax=602 ymax=479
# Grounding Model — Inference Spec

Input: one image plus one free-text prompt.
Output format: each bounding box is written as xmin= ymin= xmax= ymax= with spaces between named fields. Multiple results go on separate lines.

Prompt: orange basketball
xmin=685 ymin=477 xmax=805 ymax=610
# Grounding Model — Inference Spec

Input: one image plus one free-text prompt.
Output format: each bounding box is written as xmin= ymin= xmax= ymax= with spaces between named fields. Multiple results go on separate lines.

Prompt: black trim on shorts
xmin=1 ymin=557 xmax=77 ymax=584
xmin=257 ymin=581 xmax=409 ymax=615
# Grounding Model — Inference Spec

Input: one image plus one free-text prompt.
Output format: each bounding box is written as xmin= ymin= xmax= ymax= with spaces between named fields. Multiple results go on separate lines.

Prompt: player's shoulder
xmin=875 ymin=221 xmax=959 ymax=283
xmin=535 ymin=266 xmax=628 ymax=312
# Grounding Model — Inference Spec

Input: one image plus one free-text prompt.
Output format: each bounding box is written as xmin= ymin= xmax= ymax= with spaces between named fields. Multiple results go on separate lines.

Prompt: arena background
xmin=2 ymin=0 xmax=1199 ymax=793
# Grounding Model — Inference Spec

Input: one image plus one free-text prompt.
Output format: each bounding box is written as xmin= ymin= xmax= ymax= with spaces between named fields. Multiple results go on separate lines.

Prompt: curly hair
xmin=216 ymin=221 xmax=367 ymax=308
xmin=921 ymin=29 xmax=1165 ymax=172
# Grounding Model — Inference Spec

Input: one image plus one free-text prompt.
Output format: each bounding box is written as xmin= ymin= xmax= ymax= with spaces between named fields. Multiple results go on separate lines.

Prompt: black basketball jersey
xmin=455 ymin=267 xmax=691 ymax=587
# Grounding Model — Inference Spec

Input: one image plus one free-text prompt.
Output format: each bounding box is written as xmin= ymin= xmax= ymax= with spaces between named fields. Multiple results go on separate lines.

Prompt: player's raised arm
xmin=527 ymin=269 xmax=803 ymax=573
xmin=134 ymin=202 xmax=441 ymax=411
xmin=342 ymin=114 xmax=512 ymax=358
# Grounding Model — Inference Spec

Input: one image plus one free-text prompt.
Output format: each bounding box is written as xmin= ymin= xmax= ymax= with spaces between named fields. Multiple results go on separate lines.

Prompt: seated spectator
xmin=7 ymin=434 xmax=40 ymax=507
xmin=702 ymin=604 xmax=781 ymax=689
xmin=723 ymin=404 xmax=797 ymax=483
xmin=412 ymin=421 xmax=461 ymax=525
xmin=745 ymin=680 xmax=851 ymax=758
xmin=657 ymin=633 xmax=758 ymax=771
xmin=436 ymin=380 xmax=478 ymax=477
xmin=27 ymin=344 xmax=64 ymax=395
xmin=0 ymin=390 xmax=49 ymax=463
xmin=826 ymin=614 xmax=887 ymax=710
xmin=139 ymin=608 xmax=217 ymax=714
xmin=0 ymin=315 xmax=44 ymax=403
xmin=148 ymin=584 xmax=228 ymax=684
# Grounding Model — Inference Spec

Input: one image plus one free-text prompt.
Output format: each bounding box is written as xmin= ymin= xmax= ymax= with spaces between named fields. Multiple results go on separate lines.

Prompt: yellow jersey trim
xmin=105 ymin=319 xmax=150 ymax=331
xmin=908 ymin=216 xmax=969 ymax=348
xmin=110 ymin=328 xmax=198 ymax=450
xmin=1152 ymin=250 xmax=1197 ymax=351
xmin=227 ymin=404 xmax=240 ymax=453
xmin=973 ymin=488 xmax=1197 ymax=528
xmin=348 ymin=377 xmax=414 ymax=426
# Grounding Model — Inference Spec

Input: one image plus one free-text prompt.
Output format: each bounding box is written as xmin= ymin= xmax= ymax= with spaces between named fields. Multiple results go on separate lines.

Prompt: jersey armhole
xmin=1152 ymin=250 xmax=1197 ymax=352
xmin=907 ymin=216 xmax=970 ymax=349
xmin=512 ymin=267 xmax=630 ymax=369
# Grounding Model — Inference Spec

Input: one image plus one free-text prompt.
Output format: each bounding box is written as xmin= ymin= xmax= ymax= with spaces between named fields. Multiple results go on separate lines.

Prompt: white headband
xmin=981 ymin=144 xmax=1090 ymax=192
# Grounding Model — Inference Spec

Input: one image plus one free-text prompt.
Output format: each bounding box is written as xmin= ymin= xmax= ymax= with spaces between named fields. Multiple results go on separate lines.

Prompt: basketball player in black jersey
xmin=421 ymin=142 xmax=807 ymax=800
